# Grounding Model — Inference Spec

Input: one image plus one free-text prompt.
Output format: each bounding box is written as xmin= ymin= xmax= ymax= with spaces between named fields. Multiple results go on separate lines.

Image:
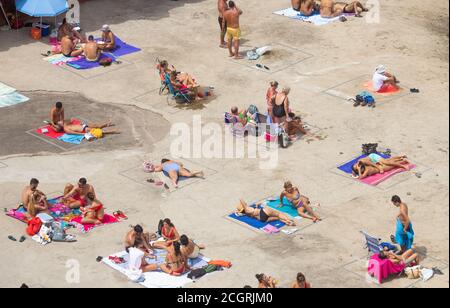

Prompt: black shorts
xmin=218 ymin=16 xmax=227 ymax=31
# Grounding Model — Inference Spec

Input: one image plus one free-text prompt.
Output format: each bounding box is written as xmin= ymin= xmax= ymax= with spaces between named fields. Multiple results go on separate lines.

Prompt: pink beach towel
xmin=360 ymin=164 xmax=416 ymax=186
xmin=261 ymin=224 xmax=280 ymax=234
xmin=71 ymin=214 xmax=119 ymax=233
xmin=368 ymin=254 xmax=405 ymax=284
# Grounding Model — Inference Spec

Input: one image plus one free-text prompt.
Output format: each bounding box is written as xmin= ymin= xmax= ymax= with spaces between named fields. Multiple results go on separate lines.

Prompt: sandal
xmin=96 ymin=256 xmax=103 ymax=262
xmin=19 ymin=236 xmax=26 ymax=243
xmin=8 ymin=235 xmax=17 ymax=242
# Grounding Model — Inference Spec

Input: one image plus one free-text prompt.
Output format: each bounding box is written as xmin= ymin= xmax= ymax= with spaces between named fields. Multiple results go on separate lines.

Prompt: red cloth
xmin=35 ymin=118 xmax=81 ymax=139
xmin=26 ymin=217 xmax=42 ymax=236
xmin=367 ymin=254 xmax=405 ymax=284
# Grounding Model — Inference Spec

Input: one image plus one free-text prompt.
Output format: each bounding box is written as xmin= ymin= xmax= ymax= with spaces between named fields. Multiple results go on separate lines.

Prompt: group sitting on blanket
xmin=157 ymin=60 xmax=208 ymax=100
xmin=123 ymin=219 xmax=206 ymax=275
xmin=147 ymin=159 xmax=205 ymax=188
xmin=291 ymin=0 xmax=368 ymax=18
xmin=59 ymin=22 xmax=116 ymax=61
xmin=352 ymin=153 xmax=411 ymax=180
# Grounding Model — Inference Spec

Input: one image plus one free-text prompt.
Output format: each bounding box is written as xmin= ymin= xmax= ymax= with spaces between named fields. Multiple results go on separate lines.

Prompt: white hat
xmin=101 ymin=24 xmax=110 ymax=32
xmin=375 ymin=64 xmax=386 ymax=74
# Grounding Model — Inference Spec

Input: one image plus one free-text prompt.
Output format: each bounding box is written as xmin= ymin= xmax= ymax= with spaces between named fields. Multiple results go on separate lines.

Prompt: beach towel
xmin=364 ymin=81 xmax=402 ymax=96
xmin=395 ymin=219 xmax=415 ymax=250
xmin=0 ymin=82 xmax=30 ymax=108
xmin=43 ymin=54 xmax=82 ymax=66
xmin=35 ymin=118 xmax=82 ymax=141
xmin=71 ymin=214 xmax=119 ymax=233
xmin=57 ymin=134 xmax=85 ymax=145
xmin=102 ymin=250 xmax=211 ymax=288
xmin=273 ymin=8 xmax=352 ymax=26
xmin=266 ymin=197 xmax=301 ymax=219
xmin=337 ymin=153 xmax=416 ymax=185
xmin=368 ymin=254 xmax=406 ymax=284
xmin=108 ymin=36 xmax=141 ymax=57
xmin=228 ymin=205 xmax=286 ymax=231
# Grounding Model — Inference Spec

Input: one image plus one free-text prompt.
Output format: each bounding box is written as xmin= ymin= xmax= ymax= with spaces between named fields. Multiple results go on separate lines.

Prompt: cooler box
xmin=33 ymin=23 xmax=51 ymax=37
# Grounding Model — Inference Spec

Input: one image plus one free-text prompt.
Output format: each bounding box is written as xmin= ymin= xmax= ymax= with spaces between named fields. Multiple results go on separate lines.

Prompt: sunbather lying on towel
xmin=27 ymin=191 xmax=51 ymax=218
xmin=280 ymin=181 xmax=321 ymax=222
xmin=63 ymin=178 xmax=96 ymax=209
xmin=124 ymin=225 xmax=156 ymax=257
xmin=292 ymin=0 xmax=319 ymax=16
xmin=352 ymin=154 xmax=411 ymax=180
xmin=49 ymin=102 xmax=65 ymax=132
xmin=151 ymin=159 xmax=204 ymax=188
xmin=180 ymin=235 xmax=205 ymax=259
xmin=332 ymin=1 xmax=368 ymax=17
xmin=80 ymin=192 xmax=105 ymax=225
xmin=63 ymin=120 xmax=120 ymax=140
xmin=256 ymin=273 xmax=277 ymax=288
xmin=20 ymin=178 xmax=45 ymax=211
xmin=160 ymin=242 xmax=191 ymax=276
xmin=285 ymin=113 xmax=309 ymax=140
xmin=379 ymin=249 xmax=420 ymax=266
xmin=236 ymin=199 xmax=296 ymax=226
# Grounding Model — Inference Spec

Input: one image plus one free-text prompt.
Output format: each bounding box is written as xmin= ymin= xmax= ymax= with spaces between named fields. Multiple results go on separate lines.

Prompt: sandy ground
xmin=0 ymin=0 xmax=448 ymax=288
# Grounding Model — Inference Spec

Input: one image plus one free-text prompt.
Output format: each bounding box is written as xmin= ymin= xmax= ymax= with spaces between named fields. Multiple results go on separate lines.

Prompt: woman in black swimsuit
xmin=272 ymin=87 xmax=291 ymax=124
xmin=236 ymin=199 xmax=296 ymax=226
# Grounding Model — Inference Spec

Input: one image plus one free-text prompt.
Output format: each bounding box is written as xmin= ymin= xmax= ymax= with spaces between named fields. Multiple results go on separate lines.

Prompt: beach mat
xmin=66 ymin=36 xmax=141 ymax=70
xmin=338 ymin=154 xmax=416 ymax=186
xmin=0 ymin=82 xmax=29 ymax=108
xmin=43 ymin=54 xmax=82 ymax=66
xmin=273 ymin=8 xmax=352 ymax=25
xmin=35 ymin=118 xmax=83 ymax=143
xmin=71 ymin=214 xmax=119 ymax=233
xmin=228 ymin=204 xmax=286 ymax=231
xmin=363 ymin=81 xmax=403 ymax=96
xmin=266 ymin=198 xmax=300 ymax=219
xmin=103 ymin=250 xmax=210 ymax=288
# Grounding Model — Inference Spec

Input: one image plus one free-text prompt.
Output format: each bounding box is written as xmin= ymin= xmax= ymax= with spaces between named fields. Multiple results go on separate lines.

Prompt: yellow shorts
xmin=227 ymin=27 xmax=241 ymax=40
xmin=90 ymin=128 xmax=103 ymax=139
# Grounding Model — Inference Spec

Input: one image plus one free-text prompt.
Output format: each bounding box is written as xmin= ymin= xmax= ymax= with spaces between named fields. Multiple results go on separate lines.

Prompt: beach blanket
xmin=57 ymin=134 xmax=85 ymax=145
xmin=65 ymin=36 xmax=141 ymax=70
xmin=273 ymin=8 xmax=352 ymax=26
xmin=43 ymin=54 xmax=82 ymax=66
xmin=103 ymin=250 xmax=210 ymax=288
xmin=35 ymin=118 xmax=82 ymax=143
xmin=338 ymin=153 xmax=416 ymax=185
xmin=6 ymin=196 xmax=119 ymax=233
xmin=0 ymin=82 xmax=29 ymax=108
xmin=266 ymin=197 xmax=301 ymax=219
xmin=364 ymin=81 xmax=402 ymax=96
xmin=228 ymin=205 xmax=286 ymax=231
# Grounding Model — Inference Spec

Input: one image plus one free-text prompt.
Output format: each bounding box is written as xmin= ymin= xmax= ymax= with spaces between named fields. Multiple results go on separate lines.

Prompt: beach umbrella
xmin=15 ymin=0 xmax=69 ymax=34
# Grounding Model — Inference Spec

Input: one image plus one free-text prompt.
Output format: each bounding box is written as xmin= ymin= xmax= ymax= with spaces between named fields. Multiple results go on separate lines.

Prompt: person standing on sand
xmin=391 ymin=195 xmax=415 ymax=252
xmin=223 ymin=1 xmax=243 ymax=59
xmin=218 ymin=0 xmax=229 ymax=48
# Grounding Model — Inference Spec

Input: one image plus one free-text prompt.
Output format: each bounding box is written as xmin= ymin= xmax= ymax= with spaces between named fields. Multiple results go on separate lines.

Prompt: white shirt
xmin=372 ymin=72 xmax=389 ymax=91
xmin=66 ymin=0 xmax=80 ymax=26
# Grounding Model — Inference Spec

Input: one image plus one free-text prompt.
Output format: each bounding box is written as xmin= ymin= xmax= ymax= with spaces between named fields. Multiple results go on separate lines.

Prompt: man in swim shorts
xmin=332 ymin=1 xmax=368 ymax=17
xmin=180 ymin=235 xmax=205 ymax=260
xmin=49 ymin=102 xmax=65 ymax=132
xmin=63 ymin=178 xmax=96 ymax=209
xmin=223 ymin=1 xmax=243 ymax=59
xmin=84 ymin=35 xmax=101 ymax=62
xmin=63 ymin=120 xmax=120 ymax=140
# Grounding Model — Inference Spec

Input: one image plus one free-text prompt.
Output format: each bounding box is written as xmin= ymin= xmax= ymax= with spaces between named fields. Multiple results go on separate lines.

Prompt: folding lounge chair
xmin=164 ymin=73 xmax=192 ymax=104
xmin=361 ymin=231 xmax=383 ymax=258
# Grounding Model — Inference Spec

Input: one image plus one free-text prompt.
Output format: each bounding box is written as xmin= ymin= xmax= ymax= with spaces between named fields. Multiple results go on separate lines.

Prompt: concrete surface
xmin=0 ymin=0 xmax=448 ymax=288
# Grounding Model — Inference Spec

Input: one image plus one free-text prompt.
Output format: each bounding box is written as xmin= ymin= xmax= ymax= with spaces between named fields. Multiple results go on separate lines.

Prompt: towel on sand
xmin=102 ymin=250 xmax=211 ymax=288
xmin=273 ymin=8 xmax=352 ymax=26
xmin=266 ymin=197 xmax=301 ymax=219
xmin=36 ymin=118 xmax=82 ymax=141
xmin=228 ymin=204 xmax=286 ymax=231
xmin=0 ymin=82 xmax=29 ymax=108
xmin=364 ymin=81 xmax=402 ymax=95
xmin=57 ymin=134 xmax=85 ymax=145
xmin=71 ymin=214 xmax=119 ymax=233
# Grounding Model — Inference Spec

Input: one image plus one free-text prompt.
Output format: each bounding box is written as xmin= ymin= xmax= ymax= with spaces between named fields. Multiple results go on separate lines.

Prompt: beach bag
xmin=187 ymin=268 xmax=206 ymax=279
xmin=405 ymin=266 xmax=421 ymax=279
xmin=358 ymin=91 xmax=375 ymax=104
xmin=203 ymin=264 xmax=219 ymax=274
xmin=26 ymin=217 xmax=42 ymax=236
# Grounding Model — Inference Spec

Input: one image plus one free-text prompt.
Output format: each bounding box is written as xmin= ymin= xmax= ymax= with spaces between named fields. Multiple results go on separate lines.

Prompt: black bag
xmin=187 ymin=268 xmax=207 ymax=280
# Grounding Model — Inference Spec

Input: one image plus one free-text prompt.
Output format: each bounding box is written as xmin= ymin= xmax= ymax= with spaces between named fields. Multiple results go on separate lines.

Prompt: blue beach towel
xmin=266 ymin=198 xmax=300 ymax=218
xmin=395 ymin=219 xmax=414 ymax=250
xmin=57 ymin=134 xmax=85 ymax=145
xmin=228 ymin=205 xmax=286 ymax=230
xmin=338 ymin=153 xmax=391 ymax=174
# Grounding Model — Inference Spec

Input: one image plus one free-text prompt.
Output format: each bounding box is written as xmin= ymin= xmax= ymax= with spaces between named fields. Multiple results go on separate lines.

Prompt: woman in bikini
xmin=160 ymin=241 xmax=190 ymax=276
xmin=151 ymin=218 xmax=181 ymax=250
xmin=352 ymin=154 xmax=411 ymax=179
xmin=280 ymin=181 xmax=321 ymax=222
xmin=236 ymin=199 xmax=296 ymax=226
xmin=152 ymin=159 xmax=204 ymax=188
xmin=272 ymin=87 xmax=291 ymax=124
xmin=27 ymin=191 xmax=51 ymax=218
xmin=80 ymin=192 xmax=104 ymax=225
xmin=332 ymin=1 xmax=367 ymax=17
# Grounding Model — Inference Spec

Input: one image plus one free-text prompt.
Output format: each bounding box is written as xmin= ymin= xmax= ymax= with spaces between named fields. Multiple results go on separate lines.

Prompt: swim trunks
xmin=369 ymin=153 xmax=383 ymax=164
xmin=163 ymin=163 xmax=181 ymax=174
xmin=226 ymin=27 xmax=241 ymax=40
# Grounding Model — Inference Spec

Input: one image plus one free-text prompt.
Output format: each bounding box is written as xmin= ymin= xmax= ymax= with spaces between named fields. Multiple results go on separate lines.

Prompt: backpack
xmin=187 ymin=268 xmax=206 ymax=279
xmin=359 ymin=91 xmax=375 ymax=104
xmin=247 ymin=105 xmax=259 ymax=115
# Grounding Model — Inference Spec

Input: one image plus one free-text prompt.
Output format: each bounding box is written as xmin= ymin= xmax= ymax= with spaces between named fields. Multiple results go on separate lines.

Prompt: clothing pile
xmin=26 ymin=213 xmax=77 ymax=245
xmin=187 ymin=260 xmax=232 ymax=280
xmin=351 ymin=91 xmax=376 ymax=108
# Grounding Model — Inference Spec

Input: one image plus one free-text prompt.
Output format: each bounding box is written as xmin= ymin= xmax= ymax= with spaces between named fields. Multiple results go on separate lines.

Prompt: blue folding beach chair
xmin=361 ymin=230 xmax=383 ymax=258
xmin=164 ymin=73 xmax=192 ymax=105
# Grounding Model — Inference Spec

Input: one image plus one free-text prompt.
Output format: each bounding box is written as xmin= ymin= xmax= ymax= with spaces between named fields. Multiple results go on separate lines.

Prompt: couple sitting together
xmin=352 ymin=153 xmax=411 ymax=180
xmin=20 ymin=177 xmax=104 ymax=225
xmin=292 ymin=0 xmax=368 ymax=18
xmin=48 ymin=101 xmax=120 ymax=140
xmin=235 ymin=181 xmax=321 ymax=225
xmin=124 ymin=219 xmax=206 ymax=276
xmin=59 ymin=22 xmax=115 ymax=62
xmin=157 ymin=60 xmax=207 ymax=101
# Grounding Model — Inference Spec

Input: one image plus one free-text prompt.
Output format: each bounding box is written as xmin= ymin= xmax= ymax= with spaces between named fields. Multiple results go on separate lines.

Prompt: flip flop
xmin=256 ymin=64 xmax=263 ymax=69
xmin=146 ymin=179 xmax=155 ymax=183
xmin=264 ymin=65 xmax=270 ymax=70
xmin=96 ymin=256 xmax=103 ymax=262
xmin=8 ymin=236 xmax=17 ymax=242
xmin=19 ymin=236 xmax=26 ymax=243
xmin=410 ymin=88 xmax=420 ymax=93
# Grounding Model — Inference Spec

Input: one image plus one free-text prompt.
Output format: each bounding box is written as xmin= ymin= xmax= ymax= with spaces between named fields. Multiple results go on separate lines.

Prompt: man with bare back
xmin=218 ymin=0 xmax=229 ymax=48
xmin=223 ymin=1 xmax=243 ymax=59
xmin=292 ymin=0 xmax=318 ymax=16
